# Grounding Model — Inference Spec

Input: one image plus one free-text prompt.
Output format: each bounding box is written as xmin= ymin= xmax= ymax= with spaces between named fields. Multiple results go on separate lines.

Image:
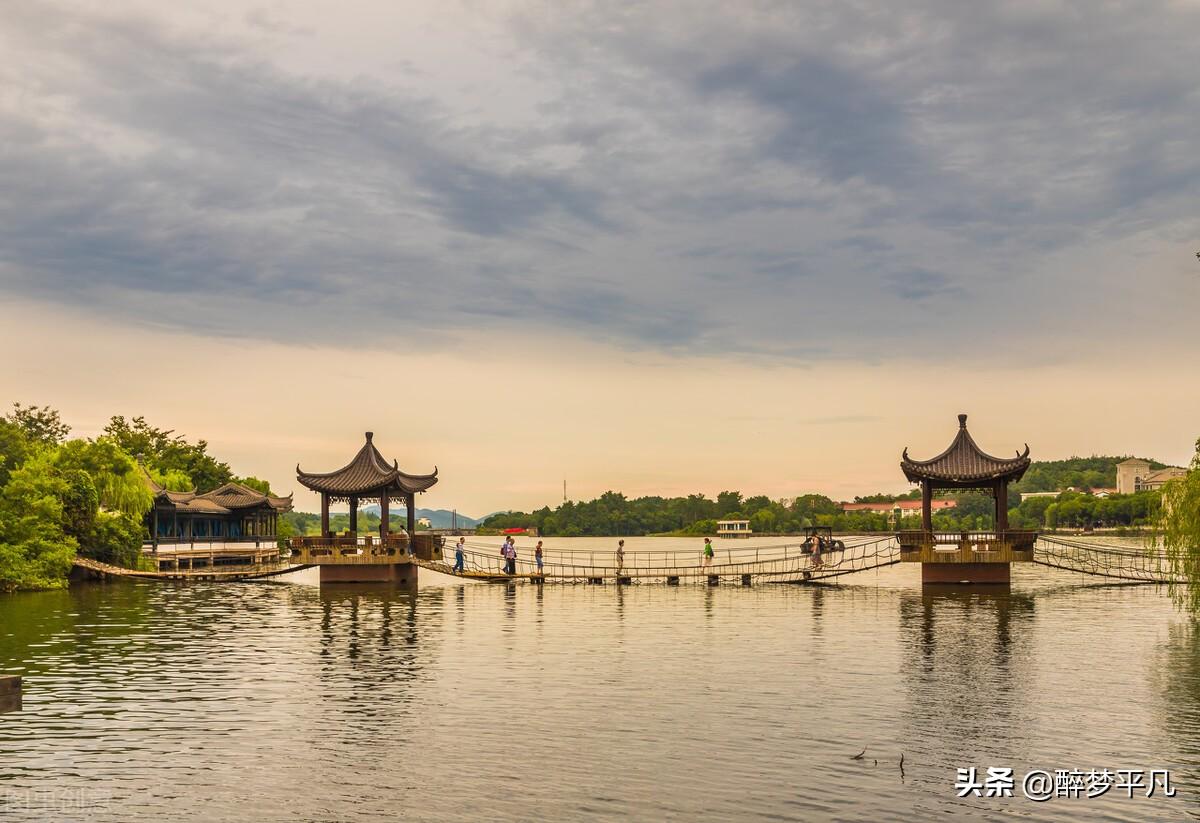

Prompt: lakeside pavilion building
xmin=143 ymin=467 xmax=293 ymax=569
xmin=898 ymin=414 xmax=1036 ymax=584
xmin=145 ymin=469 xmax=293 ymax=542
xmin=296 ymin=431 xmax=438 ymax=539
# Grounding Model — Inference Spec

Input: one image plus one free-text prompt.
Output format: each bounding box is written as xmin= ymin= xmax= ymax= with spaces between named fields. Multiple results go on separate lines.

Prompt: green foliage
xmin=103 ymin=416 xmax=232 ymax=492
xmin=235 ymin=476 xmax=273 ymax=495
xmin=1162 ymin=439 xmax=1200 ymax=614
xmin=59 ymin=468 xmax=99 ymax=538
xmin=0 ymin=419 xmax=31 ymax=489
xmin=1042 ymin=490 xmax=1161 ymax=529
xmin=1014 ymin=455 xmax=1167 ymax=493
xmin=150 ymin=468 xmax=194 ymax=492
xmin=281 ymin=511 xmax=321 ymax=536
xmin=480 ymin=491 xmax=849 ymax=537
xmin=716 ymin=491 xmax=743 ymax=516
xmin=680 ymin=518 xmax=718 ymax=536
xmin=0 ymin=456 xmax=77 ymax=592
xmin=80 ymin=510 xmax=147 ymax=569
xmin=5 ymin=402 xmax=70 ymax=445
xmin=53 ymin=438 xmax=153 ymax=518
xmin=855 ymin=489 xmax=921 ymax=503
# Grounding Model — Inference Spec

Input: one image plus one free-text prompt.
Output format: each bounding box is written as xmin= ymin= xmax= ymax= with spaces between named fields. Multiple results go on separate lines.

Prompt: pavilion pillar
xmin=996 ymin=480 xmax=1008 ymax=533
xmin=380 ymin=490 xmax=390 ymax=539
xmin=921 ymin=482 xmax=933 ymax=532
xmin=406 ymin=493 xmax=415 ymax=537
xmin=321 ymin=493 xmax=330 ymax=538
xmin=349 ymin=496 xmax=359 ymax=536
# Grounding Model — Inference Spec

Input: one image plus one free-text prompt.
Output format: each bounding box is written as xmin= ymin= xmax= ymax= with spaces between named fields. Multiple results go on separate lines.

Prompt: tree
xmin=749 ymin=508 xmax=777 ymax=533
xmin=235 ymin=476 xmax=273 ymax=495
xmin=0 ymin=418 xmax=30 ymax=489
xmin=53 ymin=438 xmax=153 ymax=518
xmin=716 ymin=491 xmax=743 ymax=516
xmin=5 ymin=403 xmax=70 ymax=445
xmin=103 ymin=416 xmax=232 ymax=492
xmin=1162 ymin=438 xmax=1200 ymax=613
xmin=81 ymin=511 xmax=145 ymax=569
xmin=151 ymin=468 xmax=193 ymax=492
xmin=0 ymin=457 xmax=77 ymax=592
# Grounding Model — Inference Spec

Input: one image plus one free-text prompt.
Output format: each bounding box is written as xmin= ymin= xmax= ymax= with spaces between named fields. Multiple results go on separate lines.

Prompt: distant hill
xmin=359 ymin=505 xmax=480 ymax=529
xmin=1014 ymin=455 xmax=1171 ymax=493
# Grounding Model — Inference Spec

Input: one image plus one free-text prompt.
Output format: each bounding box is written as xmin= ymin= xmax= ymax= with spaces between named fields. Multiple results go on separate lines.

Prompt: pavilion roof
xmin=296 ymin=432 xmax=438 ymax=498
xmin=901 ymin=414 xmax=1030 ymax=485
xmin=204 ymin=482 xmax=294 ymax=512
xmin=144 ymin=467 xmax=293 ymax=513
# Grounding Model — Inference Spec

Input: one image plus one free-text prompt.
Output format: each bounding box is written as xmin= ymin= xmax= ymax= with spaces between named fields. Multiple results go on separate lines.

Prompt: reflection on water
xmin=0 ymin=569 xmax=1198 ymax=821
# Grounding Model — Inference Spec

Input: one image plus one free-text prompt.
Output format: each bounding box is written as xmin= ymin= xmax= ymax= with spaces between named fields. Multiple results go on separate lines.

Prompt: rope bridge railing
xmin=432 ymin=536 xmax=901 ymax=584
xmin=1033 ymin=536 xmax=1184 ymax=585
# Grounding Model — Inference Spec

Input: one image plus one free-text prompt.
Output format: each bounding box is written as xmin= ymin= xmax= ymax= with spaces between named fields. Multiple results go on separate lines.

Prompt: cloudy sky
xmin=1 ymin=0 xmax=1198 ymax=515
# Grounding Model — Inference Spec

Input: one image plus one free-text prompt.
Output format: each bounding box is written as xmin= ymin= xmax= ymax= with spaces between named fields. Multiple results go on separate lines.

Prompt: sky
xmin=1 ymin=0 xmax=1198 ymax=516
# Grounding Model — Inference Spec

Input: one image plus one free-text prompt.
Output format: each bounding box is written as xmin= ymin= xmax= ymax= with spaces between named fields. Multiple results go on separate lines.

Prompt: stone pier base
xmin=922 ymin=562 xmax=1011 ymax=585
xmin=319 ymin=563 xmax=414 ymax=585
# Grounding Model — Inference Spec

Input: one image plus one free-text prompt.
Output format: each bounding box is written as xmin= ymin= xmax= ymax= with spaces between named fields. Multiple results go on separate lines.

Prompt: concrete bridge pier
xmin=319 ymin=564 xmax=414 ymax=585
xmin=922 ymin=562 xmax=1011 ymax=585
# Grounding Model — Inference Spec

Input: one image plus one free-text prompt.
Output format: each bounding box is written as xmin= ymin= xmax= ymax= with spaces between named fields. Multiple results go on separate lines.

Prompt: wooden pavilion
xmin=297 ymin=431 xmax=438 ymax=539
xmin=293 ymin=432 xmax=440 ymax=583
xmin=143 ymin=466 xmax=293 ymax=569
xmin=897 ymin=414 xmax=1037 ymax=584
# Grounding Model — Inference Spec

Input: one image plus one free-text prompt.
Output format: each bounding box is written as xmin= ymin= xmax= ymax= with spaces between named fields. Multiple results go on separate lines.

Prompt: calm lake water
xmin=2 ymin=536 xmax=1198 ymax=821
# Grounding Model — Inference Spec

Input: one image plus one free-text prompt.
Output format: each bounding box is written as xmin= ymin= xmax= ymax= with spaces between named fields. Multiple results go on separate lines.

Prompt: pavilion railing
xmin=897 ymin=529 xmax=1038 ymax=554
xmin=289 ymin=534 xmax=410 ymax=564
xmin=287 ymin=534 xmax=444 ymax=564
xmin=146 ymin=536 xmax=279 ymax=546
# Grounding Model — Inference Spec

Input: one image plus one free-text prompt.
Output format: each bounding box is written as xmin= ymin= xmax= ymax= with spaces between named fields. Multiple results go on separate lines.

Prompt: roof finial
xmin=365 ymin=431 xmax=374 ymax=442
xmin=958 ymin=413 xmax=968 ymax=428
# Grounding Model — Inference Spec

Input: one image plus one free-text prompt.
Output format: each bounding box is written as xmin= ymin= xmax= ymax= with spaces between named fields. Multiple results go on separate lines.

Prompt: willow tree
xmin=53 ymin=437 xmax=153 ymax=518
xmin=1162 ymin=438 xmax=1200 ymax=613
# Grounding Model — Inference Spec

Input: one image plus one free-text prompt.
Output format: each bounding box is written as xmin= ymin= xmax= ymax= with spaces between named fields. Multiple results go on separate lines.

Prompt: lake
xmin=1 ymin=536 xmax=1196 ymax=821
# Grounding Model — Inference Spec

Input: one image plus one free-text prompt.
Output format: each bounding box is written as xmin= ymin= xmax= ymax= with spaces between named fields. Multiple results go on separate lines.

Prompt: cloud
xmin=886 ymin=269 xmax=964 ymax=302
xmin=0 ymin=0 xmax=1198 ymax=361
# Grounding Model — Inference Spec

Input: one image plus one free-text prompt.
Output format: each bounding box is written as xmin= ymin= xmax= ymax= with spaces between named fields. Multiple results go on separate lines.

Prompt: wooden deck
xmin=144 ymin=543 xmax=281 ymax=571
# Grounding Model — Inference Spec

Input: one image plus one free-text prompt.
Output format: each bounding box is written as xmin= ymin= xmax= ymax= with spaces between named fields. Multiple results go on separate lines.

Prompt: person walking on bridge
xmin=505 ymin=538 xmax=518 ymax=575
xmin=616 ymin=539 xmax=626 ymax=575
xmin=702 ymin=537 xmax=714 ymax=570
xmin=454 ymin=537 xmax=465 ymax=573
xmin=535 ymin=540 xmax=544 ymax=575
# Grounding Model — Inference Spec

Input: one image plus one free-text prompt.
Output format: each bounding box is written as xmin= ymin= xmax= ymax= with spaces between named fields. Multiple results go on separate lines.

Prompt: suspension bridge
xmin=417 ymin=535 xmax=1189 ymax=587
xmin=72 ymin=533 xmax=1190 ymax=588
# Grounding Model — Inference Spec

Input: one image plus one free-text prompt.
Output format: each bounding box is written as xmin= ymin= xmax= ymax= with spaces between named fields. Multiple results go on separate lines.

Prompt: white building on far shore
xmin=1116 ymin=459 xmax=1188 ymax=495
xmin=717 ymin=520 xmax=752 ymax=538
